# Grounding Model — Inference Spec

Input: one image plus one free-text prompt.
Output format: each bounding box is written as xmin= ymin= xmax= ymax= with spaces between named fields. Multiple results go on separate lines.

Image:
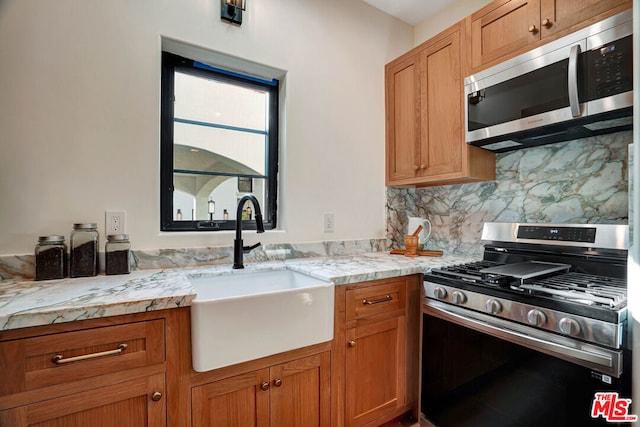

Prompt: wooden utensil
xmin=411 ymin=224 xmax=423 ymax=236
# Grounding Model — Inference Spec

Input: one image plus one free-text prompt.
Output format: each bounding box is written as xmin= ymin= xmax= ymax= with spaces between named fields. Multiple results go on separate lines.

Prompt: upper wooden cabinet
xmin=470 ymin=0 xmax=631 ymax=71
xmin=385 ymin=22 xmax=495 ymax=187
xmin=470 ymin=0 xmax=541 ymax=70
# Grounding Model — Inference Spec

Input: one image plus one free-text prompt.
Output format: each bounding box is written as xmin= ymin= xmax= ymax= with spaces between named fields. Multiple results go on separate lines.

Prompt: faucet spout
xmin=233 ymin=194 xmax=265 ymax=269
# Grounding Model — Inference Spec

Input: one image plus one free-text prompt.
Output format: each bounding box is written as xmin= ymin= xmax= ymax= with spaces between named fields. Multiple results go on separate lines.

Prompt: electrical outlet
xmin=106 ymin=211 xmax=126 ymax=234
xmin=323 ymin=213 xmax=335 ymax=233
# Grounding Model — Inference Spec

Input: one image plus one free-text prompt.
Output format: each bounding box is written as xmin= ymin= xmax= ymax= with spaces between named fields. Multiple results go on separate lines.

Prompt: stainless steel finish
xmin=527 ymin=309 xmax=547 ymax=326
xmin=464 ymin=9 xmax=632 ymax=145
xmin=434 ymin=287 xmax=447 ymax=299
xmin=423 ymin=300 xmax=623 ymax=377
xmin=568 ymin=44 xmax=582 ymax=117
xmin=559 ymin=317 xmax=581 ymax=336
xmin=480 ymin=222 xmax=629 ymax=251
xmin=51 ymin=343 xmax=128 ymax=365
xmin=451 ymin=290 xmax=467 ymax=305
xmin=485 ymin=299 xmax=502 ymax=314
xmin=424 ymin=281 xmax=624 ymax=349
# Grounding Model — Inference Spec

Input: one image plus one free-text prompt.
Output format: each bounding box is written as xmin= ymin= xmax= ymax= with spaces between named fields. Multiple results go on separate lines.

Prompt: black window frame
xmin=160 ymin=51 xmax=279 ymax=232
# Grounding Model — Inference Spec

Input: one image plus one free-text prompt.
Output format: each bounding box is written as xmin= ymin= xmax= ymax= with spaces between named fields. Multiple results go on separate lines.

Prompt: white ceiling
xmin=361 ymin=0 xmax=457 ymax=26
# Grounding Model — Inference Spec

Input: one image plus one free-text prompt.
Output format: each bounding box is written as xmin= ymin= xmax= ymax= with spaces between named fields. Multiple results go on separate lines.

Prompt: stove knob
xmin=433 ymin=287 xmax=448 ymax=300
xmin=452 ymin=291 xmax=467 ymax=305
xmin=485 ymin=299 xmax=502 ymax=314
xmin=559 ymin=317 xmax=581 ymax=336
xmin=527 ymin=309 xmax=547 ymax=327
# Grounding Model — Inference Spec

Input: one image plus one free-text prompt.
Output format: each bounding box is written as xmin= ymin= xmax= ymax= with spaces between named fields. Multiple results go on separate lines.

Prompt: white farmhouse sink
xmin=190 ymin=268 xmax=334 ymax=372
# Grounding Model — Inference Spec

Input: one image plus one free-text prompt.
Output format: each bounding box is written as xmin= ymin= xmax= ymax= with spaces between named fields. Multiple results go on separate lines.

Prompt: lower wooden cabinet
xmin=346 ymin=316 xmax=406 ymax=426
xmin=0 ymin=312 xmax=171 ymax=427
xmin=191 ymin=352 xmax=331 ymax=427
xmin=0 ymin=374 xmax=166 ymax=426
xmin=334 ymin=275 xmax=421 ymax=427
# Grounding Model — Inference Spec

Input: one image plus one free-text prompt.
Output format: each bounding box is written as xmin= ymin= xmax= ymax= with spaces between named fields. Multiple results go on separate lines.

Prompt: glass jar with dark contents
xmin=35 ymin=235 xmax=66 ymax=280
xmin=105 ymin=234 xmax=130 ymax=275
xmin=70 ymin=223 xmax=99 ymax=277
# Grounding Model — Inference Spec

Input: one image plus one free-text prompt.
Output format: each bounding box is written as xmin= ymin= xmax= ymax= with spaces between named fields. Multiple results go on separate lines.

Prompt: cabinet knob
xmin=528 ymin=24 xmax=538 ymax=34
xmin=420 ymin=164 xmax=426 ymax=169
xmin=151 ymin=391 xmax=162 ymax=402
xmin=273 ymin=378 xmax=283 ymax=387
xmin=348 ymin=340 xmax=357 ymax=348
xmin=260 ymin=381 xmax=270 ymax=391
xmin=413 ymin=165 xmax=419 ymax=171
xmin=542 ymin=18 xmax=552 ymax=28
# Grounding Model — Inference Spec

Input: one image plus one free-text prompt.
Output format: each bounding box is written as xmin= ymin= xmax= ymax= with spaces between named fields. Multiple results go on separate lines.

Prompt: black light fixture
xmin=221 ymin=0 xmax=246 ymax=25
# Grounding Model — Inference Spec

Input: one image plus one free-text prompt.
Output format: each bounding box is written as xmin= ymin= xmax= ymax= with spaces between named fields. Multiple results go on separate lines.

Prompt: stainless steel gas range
xmin=421 ymin=222 xmax=631 ymax=427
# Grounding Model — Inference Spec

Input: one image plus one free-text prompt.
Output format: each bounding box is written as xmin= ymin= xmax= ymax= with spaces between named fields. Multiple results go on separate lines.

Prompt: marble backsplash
xmin=0 ymin=238 xmax=387 ymax=280
xmin=387 ymin=131 xmax=632 ymax=257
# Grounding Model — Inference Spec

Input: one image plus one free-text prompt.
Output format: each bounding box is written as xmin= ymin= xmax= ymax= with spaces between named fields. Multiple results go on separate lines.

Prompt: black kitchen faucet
xmin=233 ymin=194 xmax=265 ymax=269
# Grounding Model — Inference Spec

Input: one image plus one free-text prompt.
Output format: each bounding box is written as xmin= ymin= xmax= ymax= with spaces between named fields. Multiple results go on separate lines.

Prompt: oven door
xmin=422 ymin=300 xmax=630 ymax=427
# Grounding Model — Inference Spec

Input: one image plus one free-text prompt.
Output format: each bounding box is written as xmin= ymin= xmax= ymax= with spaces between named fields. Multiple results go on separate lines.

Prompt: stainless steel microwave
xmin=465 ymin=10 xmax=633 ymax=152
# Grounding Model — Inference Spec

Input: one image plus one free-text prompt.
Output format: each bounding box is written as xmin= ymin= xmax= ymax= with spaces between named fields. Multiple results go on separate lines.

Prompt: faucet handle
xmin=243 ymin=242 xmax=261 ymax=253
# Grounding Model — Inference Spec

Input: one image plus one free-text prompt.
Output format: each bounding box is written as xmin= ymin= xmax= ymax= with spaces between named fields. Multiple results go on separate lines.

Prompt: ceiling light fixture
xmin=221 ymin=0 xmax=246 ymax=25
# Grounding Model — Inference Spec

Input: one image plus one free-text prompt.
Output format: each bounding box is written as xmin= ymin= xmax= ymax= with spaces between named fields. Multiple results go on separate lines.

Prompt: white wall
xmin=414 ymin=0 xmax=492 ymax=45
xmin=0 ymin=0 xmax=413 ymax=254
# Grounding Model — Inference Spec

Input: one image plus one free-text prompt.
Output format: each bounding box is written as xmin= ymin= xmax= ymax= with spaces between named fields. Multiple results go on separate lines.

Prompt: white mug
xmin=407 ymin=217 xmax=432 ymax=250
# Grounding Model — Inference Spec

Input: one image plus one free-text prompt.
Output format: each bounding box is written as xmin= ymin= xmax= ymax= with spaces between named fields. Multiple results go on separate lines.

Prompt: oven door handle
xmin=424 ymin=301 xmax=622 ymax=377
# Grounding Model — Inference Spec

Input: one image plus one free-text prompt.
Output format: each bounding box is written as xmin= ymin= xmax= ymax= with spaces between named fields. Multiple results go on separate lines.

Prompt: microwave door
xmin=466 ymin=57 xmax=575 ymax=144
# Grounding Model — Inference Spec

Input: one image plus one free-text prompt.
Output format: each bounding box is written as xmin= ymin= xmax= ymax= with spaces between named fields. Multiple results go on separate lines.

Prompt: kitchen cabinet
xmin=470 ymin=0 xmax=631 ymax=71
xmin=385 ymin=22 xmax=495 ymax=187
xmin=191 ymin=352 xmax=331 ymax=427
xmin=0 ymin=313 xmax=170 ymax=427
xmin=333 ymin=275 xmax=421 ymax=427
xmin=0 ymin=374 xmax=166 ymax=426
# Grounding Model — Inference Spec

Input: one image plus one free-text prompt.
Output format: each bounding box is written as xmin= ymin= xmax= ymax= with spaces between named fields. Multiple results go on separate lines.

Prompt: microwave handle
xmin=568 ymin=44 xmax=582 ymax=117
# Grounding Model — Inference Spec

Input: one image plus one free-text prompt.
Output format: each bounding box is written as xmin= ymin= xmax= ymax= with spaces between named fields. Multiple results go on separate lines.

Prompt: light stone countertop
xmin=0 ymin=252 xmax=475 ymax=331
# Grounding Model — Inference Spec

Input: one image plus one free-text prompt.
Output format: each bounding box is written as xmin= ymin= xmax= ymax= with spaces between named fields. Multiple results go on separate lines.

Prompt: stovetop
xmin=430 ymin=261 xmax=627 ymax=311
xmin=423 ymin=223 xmax=629 ymax=348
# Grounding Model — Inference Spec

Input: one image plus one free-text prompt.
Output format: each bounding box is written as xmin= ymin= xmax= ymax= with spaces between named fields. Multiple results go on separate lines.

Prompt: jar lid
xmin=107 ymin=234 xmax=129 ymax=242
xmin=73 ymin=223 xmax=97 ymax=229
xmin=38 ymin=235 xmax=65 ymax=243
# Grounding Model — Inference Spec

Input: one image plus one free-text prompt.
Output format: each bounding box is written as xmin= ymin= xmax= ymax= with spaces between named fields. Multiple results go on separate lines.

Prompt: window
xmin=160 ymin=52 xmax=279 ymax=231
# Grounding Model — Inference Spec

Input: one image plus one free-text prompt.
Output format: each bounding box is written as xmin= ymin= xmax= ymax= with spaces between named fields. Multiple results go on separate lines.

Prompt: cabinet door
xmin=270 ymin=352 xmax=331 ymax=427
xmin=471 ymin=0 xmax=541 ymax=70
xmin=539 ymin=0 xmax=631 ymax=37
xmin=191 ymin=369 xmax=269 ymax=427
xmin=385 ymin=54 xmax=421 ymax=183
xmin=0 ymin=374 xmax=165 ymax=427
xmin=345 ymin=316 xmax=406 ymax=427
xmin=420 ymin=30 xmax=463 ymax=178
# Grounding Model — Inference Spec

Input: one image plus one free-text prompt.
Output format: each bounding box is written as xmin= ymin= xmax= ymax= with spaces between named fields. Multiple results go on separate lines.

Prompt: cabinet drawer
xmin=346 ymin=281 xmax=405 ymax=321
xmin=0 ymin=319 xmax=165 ymax=396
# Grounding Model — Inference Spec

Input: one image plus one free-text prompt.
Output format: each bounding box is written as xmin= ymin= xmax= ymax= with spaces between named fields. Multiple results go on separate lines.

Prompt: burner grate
xmin=519 ymin=272 xmax=626 ymax=308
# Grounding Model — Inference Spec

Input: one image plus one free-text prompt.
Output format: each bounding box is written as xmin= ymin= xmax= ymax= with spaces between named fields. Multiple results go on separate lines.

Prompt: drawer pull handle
xmin=362 ymin=295 xmax=392 ymax=305
xmin=51 ymin=343 xmax=128 ymax=365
